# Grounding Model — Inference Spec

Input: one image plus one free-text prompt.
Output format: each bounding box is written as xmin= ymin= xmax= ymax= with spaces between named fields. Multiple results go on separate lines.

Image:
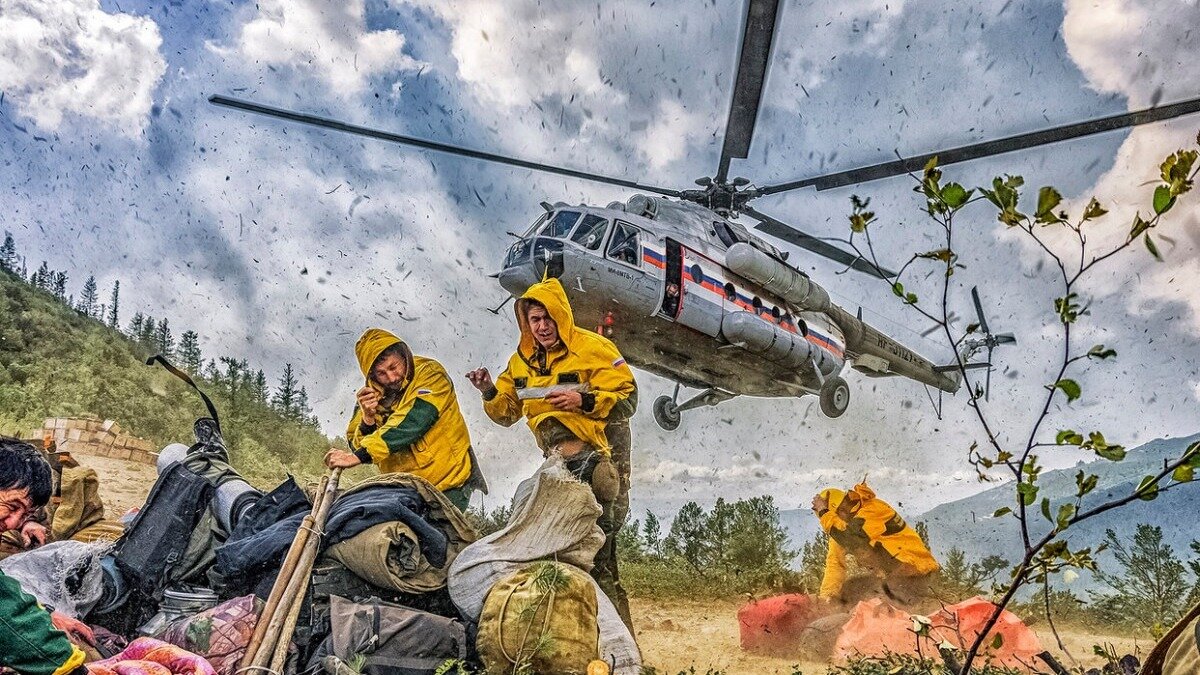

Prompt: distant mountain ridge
xmin=779 ymin=434 xmax=1200 ymax=585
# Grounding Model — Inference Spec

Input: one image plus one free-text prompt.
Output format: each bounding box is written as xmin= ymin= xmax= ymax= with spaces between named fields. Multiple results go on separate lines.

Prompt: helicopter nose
xmin=498 ymin=265 xmax=538 ymax=297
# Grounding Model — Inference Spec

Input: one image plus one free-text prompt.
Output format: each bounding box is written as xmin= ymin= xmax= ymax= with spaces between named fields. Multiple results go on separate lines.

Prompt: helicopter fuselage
xmin=498 ymin=197 xmax=861 ymax=400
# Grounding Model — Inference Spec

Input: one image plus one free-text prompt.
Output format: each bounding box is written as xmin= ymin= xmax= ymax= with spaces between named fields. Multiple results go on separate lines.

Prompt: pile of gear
xmin=3 ymin=416 xmax=640 ymax=674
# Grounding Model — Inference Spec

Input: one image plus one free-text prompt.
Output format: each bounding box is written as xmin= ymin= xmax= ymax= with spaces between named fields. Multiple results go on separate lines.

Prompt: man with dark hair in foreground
xmin=0 ymin=436 xmax=93 ymax=675
xmin=326 ymin=328 xmax=485 ymax=511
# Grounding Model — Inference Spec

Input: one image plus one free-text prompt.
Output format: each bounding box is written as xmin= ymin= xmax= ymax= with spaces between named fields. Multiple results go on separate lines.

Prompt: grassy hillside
xmin=0 ymin=267 xmax=331 ymax=488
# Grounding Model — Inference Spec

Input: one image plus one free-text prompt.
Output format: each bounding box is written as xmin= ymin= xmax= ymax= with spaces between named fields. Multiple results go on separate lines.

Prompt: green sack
xmin=477 ymin=561 xmax=600 ymax=675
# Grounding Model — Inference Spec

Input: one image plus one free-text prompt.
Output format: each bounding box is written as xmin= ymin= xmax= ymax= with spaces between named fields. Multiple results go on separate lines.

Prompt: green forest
xmin=0 ymin=231 xmax=333 ymax=485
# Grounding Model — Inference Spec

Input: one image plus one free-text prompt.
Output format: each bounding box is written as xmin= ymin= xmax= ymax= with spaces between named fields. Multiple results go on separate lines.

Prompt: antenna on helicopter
xmin=486 ymin=296 xmax=514 ymax=316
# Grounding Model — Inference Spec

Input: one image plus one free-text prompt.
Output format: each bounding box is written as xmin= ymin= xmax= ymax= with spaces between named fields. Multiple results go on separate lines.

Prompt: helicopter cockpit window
xmin=570 ymin=214 xmax=609 ymax=250
xmin=607 ymin=221 xmax=641 ymax=266
xmin=541 ymin=210 xmax=581 ymax=239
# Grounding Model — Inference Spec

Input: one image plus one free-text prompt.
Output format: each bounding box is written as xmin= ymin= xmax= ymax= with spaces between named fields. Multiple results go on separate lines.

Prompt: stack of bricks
xmin=30 ymin=417 xmax=158 ymax=466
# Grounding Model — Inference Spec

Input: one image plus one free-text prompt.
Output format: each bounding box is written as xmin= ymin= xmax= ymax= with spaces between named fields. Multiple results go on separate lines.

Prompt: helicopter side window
xmin=714 ymin=221 xmax=740 ymax=248
xmin=607 ymin=221 xmax=641 ymax=266
xmin=542 ymin=210 xmax=581 ymax=239
xmin=570 ymin=214 xmax=609 ymax=250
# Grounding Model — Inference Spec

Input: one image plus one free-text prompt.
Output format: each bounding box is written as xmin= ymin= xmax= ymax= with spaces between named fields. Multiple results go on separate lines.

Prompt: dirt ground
xmin=79 ymin=454 xmax=158 ymax=519
xmin=632 ymin=594 xmax=1149 ymax=674
xmin=83 ymin=453 xmax=1150 ymax=674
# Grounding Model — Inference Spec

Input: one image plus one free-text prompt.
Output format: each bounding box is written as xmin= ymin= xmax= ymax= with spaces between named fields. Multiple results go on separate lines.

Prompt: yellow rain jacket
xmin=484 ymin=278 xmax=637 ymax=454
xmin=346 ymin=329 xmax=473 ymax=491
xmin=817 ymin=482 xmax=939 ymax=600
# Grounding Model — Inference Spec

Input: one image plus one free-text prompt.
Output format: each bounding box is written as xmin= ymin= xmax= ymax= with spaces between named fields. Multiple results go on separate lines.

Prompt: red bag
xmin=737 ymin=593 xmax=818 ymax=652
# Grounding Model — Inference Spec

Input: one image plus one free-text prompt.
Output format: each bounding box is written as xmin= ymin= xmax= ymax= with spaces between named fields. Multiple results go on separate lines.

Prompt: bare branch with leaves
xmin=844 ymin=132 xmax=1200 ymax=673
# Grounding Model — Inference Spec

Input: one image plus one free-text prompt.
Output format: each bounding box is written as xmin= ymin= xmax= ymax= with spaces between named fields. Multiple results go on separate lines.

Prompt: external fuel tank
xmin=724 ymin=242 xmax=959 ymax=392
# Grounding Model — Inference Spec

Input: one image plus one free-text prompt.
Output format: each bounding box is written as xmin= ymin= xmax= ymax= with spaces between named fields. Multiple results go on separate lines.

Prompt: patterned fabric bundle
xmin=86 ymin=638 xmax=216 ymax=675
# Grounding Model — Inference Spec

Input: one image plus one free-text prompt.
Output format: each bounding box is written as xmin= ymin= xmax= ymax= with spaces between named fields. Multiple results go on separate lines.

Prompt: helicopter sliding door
xmin=660 ymin=239 xmax=683 ymax=319
xmin=665 ymin=239 xmax=723 ymax=337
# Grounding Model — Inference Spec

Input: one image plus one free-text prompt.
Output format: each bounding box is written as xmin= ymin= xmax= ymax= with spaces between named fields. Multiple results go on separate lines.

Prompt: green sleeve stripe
xmin=380 ymin=398 xmax=440 ymax=452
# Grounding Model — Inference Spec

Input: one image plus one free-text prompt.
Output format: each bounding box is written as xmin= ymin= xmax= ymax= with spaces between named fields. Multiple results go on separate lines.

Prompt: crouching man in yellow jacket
xmin=325 ymin=329 xmax=486 ymax=511
xmin=466 ymin=278 xmax=638 ymax=628
xmin=813 ymin=482 xmax=939 ymax=606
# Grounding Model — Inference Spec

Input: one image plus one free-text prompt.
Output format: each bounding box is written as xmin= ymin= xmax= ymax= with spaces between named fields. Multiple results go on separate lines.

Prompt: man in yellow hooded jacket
xmin=466 ymin=277 xmax=637 ymax=626
xmin=325 ymin=329 xmax=485 ymax=511
xmin=813 ymin=482 xmax=939 ymax=605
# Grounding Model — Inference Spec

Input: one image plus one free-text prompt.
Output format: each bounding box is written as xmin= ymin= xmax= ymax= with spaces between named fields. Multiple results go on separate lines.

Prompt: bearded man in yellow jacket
xmin=325 ymin=329 xmax=486 ymax=511
xmin=466 ymin=277 xmax=638 ymax=627
xmin=813 ymin=482 xmax=939 ymax=605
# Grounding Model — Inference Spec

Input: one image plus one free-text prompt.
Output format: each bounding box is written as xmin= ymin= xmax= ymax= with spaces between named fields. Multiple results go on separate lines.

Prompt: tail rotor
xmin=965 ymin=287 xmax=1016 ymax=400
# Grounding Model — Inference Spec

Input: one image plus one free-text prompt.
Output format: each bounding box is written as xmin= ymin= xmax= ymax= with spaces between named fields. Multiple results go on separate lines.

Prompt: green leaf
xmin=991 ymin=632 xmax=1004 ymax=650
xmin=1136 ymin=475 xmax=1160 ymax=501
xmin=1130 ymin=213 xmax=1151 ymax=239
xmin=1056 ymin=503 xmax=1076 ymax=529
xmin=1082 ymin=198 xmax=1108 ymax=221
xmin=1057 ymin=429 xmax=1083 ymax=445
xmin=1087 ymin=344 xmax=1117 ymax=360
xmin=1054 ymin=378 xmax=1082 ymax=402
xmin=1035 ymin=186 xmax=1064 ymax=223
xmin=1145 ymin=233 xmax=1163 ymax=261
xmin=917 ymin=248 xmax=955 ymax=263
xmin=1154 ymin=185 xmax=1176 ymax=214
xmin=993 ymin=507 xmax=1012 ymax=518
xmin=1185 ymin=442 xmax=1200 ymax=467
xmin=1040 ymin=497 xmax=1052 ymax=522
xmin=923 ymin=156 xmax=939 ymax=173
xmin=905 ymin=292 xmax=919 ymax=304
xmin=942 ymin=183 xmax=971 ymax=208
xmin=892 ymin=281 xmax=905 ymax=298
xmin=1018 ymin=482 xmax=1039 ymax=506
xmin=1095 ymin=445 xmax=1127 ymax=462
xmin=1075 ymin=471 xmax=1099 ymax=497
xmin=1174 ymin=465 xmax=1195 ymax=483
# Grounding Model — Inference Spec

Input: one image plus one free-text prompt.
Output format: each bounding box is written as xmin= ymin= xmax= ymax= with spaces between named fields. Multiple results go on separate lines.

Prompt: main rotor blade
xmin=971 ymin=286 xmax=990 ymax=335
xmin=741 ymin=206 xmax=895 ymax=279
xmin=716 ymin=0 xmax=782 ymax=183
xmin=209 ymin=95 xmax=682 ymax=198
xmin=759 ymin=96 xmax=1200 ymax=195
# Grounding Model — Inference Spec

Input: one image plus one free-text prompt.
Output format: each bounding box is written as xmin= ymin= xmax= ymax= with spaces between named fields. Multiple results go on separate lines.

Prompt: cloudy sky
xmin=1 ymin=0 xmax=1198 ymax=523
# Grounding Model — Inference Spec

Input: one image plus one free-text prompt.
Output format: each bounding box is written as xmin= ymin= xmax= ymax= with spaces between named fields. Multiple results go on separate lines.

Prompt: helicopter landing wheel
xmin=653 ymin=395 xmax=682 ymax=431
xmin=820 ymin=377 xmax=850 ymax=418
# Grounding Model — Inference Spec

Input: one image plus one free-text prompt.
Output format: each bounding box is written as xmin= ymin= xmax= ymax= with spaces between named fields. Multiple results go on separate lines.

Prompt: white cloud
xmin=404 ymin=0 xmax=621 ymax=109
xmin=230 ymin=0 xmax=421 ymax=97
xmin=1057 ymin=0 xmax=1200 ymax=333
xmin=0 ymin=0 xmax=165 ymax=133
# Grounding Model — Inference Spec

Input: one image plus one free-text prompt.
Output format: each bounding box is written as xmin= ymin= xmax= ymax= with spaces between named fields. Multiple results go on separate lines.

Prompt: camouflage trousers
xmin=600 ymin=418 xmax=633 ymax=629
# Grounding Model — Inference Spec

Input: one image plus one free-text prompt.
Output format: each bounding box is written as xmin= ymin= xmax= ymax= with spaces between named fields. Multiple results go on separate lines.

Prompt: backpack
xmin=112 ymin=460 xmax=215 ymax=597
xmin=311 ymin=595 xmax=468 ymax=675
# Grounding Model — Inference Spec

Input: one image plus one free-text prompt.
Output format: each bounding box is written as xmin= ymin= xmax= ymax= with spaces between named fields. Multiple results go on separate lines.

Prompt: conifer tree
xmin=139 ymin=314 xmax=156 ymax=347
xmin=252 ymin=369 xmax=269 ymax=404
xmin=0 ymin=232 xmax=16 ymax=272
xmin=177 ymin=330 xmax=202 ymax=374
xmin=154 ymin=318 xmax=174 ymax=357
xmin=52 ymin=271 xmax=67 ymax=300
xmin=32 ymin=261 xmax=50 ymax=290
xmin=127 ymin=312 xmax=145 ymax=339
xmin=107 ymin=281 xmax=120 ymax=328
xmin=296 ymin=386 xmax=312 ymax=423
xmin=273 ymin=364 xmax=299 ymax=418
xmin=77 ymin=275 xmax=99 ymax=317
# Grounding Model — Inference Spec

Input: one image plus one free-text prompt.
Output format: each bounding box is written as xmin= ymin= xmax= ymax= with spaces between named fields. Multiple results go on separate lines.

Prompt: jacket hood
xmin=354 ymin=328 xmax=412 ymax=390
xmin=821 ymin=482 xmax=875 ymax=518
xmin=515 ymin=278 xmax=577 ymax=356
xmin=820 ymin=488 xmax=846 ymax=513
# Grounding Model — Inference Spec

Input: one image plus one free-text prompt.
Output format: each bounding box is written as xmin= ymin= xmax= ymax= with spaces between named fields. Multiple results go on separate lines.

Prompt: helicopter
xmin=209 ymin=0 xmax=1200 ymax=430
